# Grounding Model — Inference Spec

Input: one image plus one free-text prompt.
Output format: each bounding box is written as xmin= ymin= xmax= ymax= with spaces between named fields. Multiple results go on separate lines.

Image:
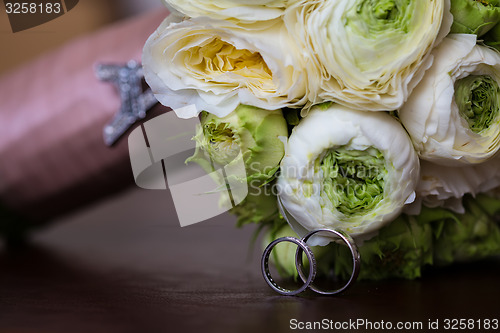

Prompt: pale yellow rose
xmin=143 ymin=16 xmax=309 ymax=118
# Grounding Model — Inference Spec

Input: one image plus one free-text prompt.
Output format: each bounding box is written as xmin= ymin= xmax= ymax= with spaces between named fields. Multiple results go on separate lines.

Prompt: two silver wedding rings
xmin=261 ymin=228 xmax=361 ymax=296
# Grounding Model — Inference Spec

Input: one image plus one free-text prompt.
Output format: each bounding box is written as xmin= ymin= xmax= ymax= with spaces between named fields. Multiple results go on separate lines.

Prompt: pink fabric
xmin=0 ymin=9 xmax=168 ymax=221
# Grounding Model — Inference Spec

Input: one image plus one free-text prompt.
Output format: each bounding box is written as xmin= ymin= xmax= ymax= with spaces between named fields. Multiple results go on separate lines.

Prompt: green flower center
xmin=340 ymin=0 xmax=419 ymax=72
xmin=373 ymin=1 xmax=397 ymax=20
xmin=347 ymin=0 xmax=411 ymax=37
xmin=455 ymin=75 xmax=500 ymax=134
xmin=319 ymin=147 xmax=387 ymax=216
xmin=475 ymin=0 xmax=498 ymax=8
xmin=203 ymin=122 xmax=239 ymax=164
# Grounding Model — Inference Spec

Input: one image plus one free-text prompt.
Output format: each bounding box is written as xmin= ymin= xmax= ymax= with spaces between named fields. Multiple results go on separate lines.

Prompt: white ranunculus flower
xmin=143 ymin=16 xmax=309 ymax=119
xmin=409 ymin=158 xmax=500 ymax=214
xmin=277 ymin=104 xmax=419 ymax=240
xmin=162 ymin=0 xmax=289 ymax=22
xmin=284 ymin=0 xmax=452 ymax=112
xmin=399 ymin=34 xmax=500 ymax=165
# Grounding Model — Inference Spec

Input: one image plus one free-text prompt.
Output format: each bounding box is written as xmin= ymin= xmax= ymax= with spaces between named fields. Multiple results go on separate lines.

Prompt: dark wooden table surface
xmin=1 ymin=188 xmax=499 ymax=333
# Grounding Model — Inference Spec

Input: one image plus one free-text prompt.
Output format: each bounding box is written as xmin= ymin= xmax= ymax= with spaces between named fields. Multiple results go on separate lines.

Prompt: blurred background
xmin=0 ymin=5 xmax=261 ymax=332
xmin=0 ymin=0 xmax=254 ymax=254
xmin=0 ymin=0 xmax=163 ymax=75
xmin=0 ymin=0 xmax=256 ymax=276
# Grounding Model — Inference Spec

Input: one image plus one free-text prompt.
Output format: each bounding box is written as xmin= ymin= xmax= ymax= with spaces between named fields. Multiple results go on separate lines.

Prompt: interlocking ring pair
xmin=261 ymin=228 xmax=361 ymax=296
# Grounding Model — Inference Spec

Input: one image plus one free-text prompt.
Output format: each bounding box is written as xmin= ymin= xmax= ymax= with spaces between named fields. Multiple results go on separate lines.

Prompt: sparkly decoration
xmin=95 ymin=60 xmax=158 ymax=146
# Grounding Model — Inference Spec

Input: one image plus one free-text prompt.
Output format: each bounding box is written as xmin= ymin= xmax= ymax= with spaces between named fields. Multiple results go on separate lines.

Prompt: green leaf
xmin=450 ymin=0 xmax=500 ymax=37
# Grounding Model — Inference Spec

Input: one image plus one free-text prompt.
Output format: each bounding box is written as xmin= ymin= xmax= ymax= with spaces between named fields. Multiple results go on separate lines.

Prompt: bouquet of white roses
xmin=143 ymin=0 xmax=500 ymax=280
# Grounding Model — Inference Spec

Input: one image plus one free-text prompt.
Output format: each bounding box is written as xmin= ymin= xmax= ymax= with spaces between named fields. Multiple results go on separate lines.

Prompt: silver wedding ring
xmin=261 ymin=236 xmax=316 ymax=296
xmin=261 ymin=229 xmax=361 ymax=296
xmin=296 ymin=229 xmax=360 ymax=295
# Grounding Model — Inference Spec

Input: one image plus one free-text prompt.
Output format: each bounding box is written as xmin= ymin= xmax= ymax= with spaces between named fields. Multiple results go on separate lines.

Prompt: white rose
xmin=277 ymin=104 xmax=419 ymax=240
xmin=399 ymin=34 xmax=500 ymax=165
xmin=162 ymin=0 xmax=289 ymax=22
xmin=143 ymin=16 xmax=309 ymax=119
xmin=284 ymin=0 xmax=452 ymax=112
xmin=409 ymin=158 xmax=500 ymax=214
